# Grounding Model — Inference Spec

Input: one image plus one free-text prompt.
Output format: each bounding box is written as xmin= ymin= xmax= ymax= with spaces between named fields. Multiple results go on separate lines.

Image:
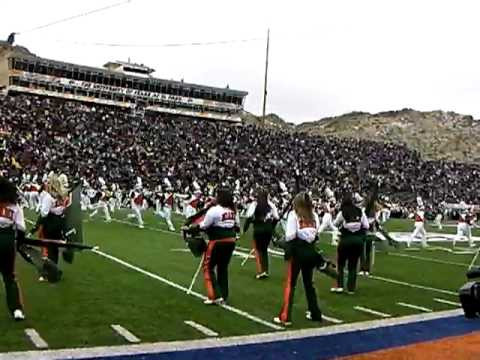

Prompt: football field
xmin=1 ymin=210 xmax=478 ymax=354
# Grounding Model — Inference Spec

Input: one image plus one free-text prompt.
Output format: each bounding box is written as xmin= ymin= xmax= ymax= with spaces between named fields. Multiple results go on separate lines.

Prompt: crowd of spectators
xmin=1 ymin=93 xmax=479 ymax=209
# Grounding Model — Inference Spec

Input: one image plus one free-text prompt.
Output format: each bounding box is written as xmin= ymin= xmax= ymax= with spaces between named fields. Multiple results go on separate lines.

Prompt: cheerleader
xmin=331 ymin=193 xmax=369 ymax=294
xmin=190 ymin=188 xmax=239 ymax=304
xmin=243 ymin=190 xmax=279 ymax=279
xmin=36 ymin=173 xmax=70 ymax=281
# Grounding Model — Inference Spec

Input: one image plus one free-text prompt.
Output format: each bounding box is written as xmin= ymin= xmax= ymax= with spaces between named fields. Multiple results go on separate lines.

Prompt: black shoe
xmin=306 ymin=311 xmax=323 ymax=322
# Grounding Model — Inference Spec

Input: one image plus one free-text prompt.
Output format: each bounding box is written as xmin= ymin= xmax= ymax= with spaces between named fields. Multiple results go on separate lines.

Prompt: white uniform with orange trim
xmin=199 ymin=205 xmax=239 ymax=232
xmin=285 ymin=211 xmax=320 ymax=243
xmin=0 ymin=204 xmax=26 ymax=232
xmin=199 ymin=205 xmax=238 ymax=302
xmin=409 ymin=210 xmax=427 ymax=247
xmin=40 ymin=192 xmax=68 ymax=217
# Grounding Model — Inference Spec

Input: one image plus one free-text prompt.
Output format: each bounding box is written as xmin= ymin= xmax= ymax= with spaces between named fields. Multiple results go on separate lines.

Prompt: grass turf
xmin=0 ymin=210 xmax=478 ymax=353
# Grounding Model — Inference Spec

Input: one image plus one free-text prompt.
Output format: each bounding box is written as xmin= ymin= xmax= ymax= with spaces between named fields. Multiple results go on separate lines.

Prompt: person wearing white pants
xmin=434 ymin=212 xmax=443 ymax=230
xmin=408 ymin=208 xmax=427 ymax=247
xmin=184 ymin=190 xmax=202 ymax=218
xmin=155 ymin=192 xmax=175 ymax=231
xmin=455 ymin=211 xmax=474 ymax=248
xmin=318 ymin=203 xmax=339 ymax=246
xmin=89 ymin=187 xmax=111 ymax=222
xmin=127 ymin=188 xmax=144 ymax=228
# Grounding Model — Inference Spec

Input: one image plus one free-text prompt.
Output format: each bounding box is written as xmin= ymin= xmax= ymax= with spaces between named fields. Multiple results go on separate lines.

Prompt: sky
xmin=2 ymin=0 xmax=480 ymax=123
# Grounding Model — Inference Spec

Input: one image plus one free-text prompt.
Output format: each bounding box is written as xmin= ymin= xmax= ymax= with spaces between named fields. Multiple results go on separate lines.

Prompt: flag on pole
xmin=62 ymin=184 xmax=84 ymax=264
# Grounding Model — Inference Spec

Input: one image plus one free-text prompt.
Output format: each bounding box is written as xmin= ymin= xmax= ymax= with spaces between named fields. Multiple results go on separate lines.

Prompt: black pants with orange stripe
xmin=203 ymin=239 xmax=236 ymax=301
xmin=279 ymin=240 xmax=322 ymax=322
xmin=0 ymin=230 xmax=23 ymax=315
xmin=253 ymin=231 xmax=273 ymax=275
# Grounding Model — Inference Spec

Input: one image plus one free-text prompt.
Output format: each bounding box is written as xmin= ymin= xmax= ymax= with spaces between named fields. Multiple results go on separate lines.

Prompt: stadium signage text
xmin=11 ymin=70 xmax=241 ymax=111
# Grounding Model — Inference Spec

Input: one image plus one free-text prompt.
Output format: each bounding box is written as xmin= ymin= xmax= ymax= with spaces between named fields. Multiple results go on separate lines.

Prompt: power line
xmin=19 ymin=0 xmax=132 ymax=35
xmin=53 ymin=37 xmax=263 ymax=48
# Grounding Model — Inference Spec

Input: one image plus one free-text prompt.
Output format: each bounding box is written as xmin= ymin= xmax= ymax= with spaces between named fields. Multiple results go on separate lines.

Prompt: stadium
xmin=1 ymin=2 xmax=480 ymax=360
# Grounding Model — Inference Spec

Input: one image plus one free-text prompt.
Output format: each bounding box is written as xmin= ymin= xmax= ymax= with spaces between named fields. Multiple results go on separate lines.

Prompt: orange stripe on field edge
xmin=342 ymin=331 xmax=480 ymax=360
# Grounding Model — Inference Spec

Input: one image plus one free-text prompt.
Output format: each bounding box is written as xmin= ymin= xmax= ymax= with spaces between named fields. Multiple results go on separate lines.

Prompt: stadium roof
xmin=9 ymin=44 xmax=248 ymax=97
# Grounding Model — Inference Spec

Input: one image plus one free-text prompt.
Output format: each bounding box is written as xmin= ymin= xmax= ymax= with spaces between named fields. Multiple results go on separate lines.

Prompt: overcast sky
xmin=3 ymin=0 xmax=480 ymax=123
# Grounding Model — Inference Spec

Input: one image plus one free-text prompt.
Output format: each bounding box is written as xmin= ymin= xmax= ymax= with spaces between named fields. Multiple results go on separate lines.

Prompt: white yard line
xmin=322 ymin=315 xmax=343 ymax=324
xmin=24 ymin=329 xmax=48 ymax=349
xmin=354 ymin=306 xmax=391 ymax=318
xmin=236 ymin=245 xmax=283 ymax=258
xmin=111 ymin=325 xmax=141 ymax=343
xmin=433 ymin=298 xmax=462 ymax=307
xmin=396 ymin=302 xmax=433 ymax=313
xmin=4 ymin=309 xmax=463 ymax=360
xmin=369 ymin=275 xmax=457 ymax=296
xmin=184 ymin=321 xmax=219 ymax=337
xmin=111 ymin=218 xmax=178 ymax=236
xmin=389 ymin=253 xmax=470 ymax=267
xmin=92 ymin=249 xmax=283 ymax=331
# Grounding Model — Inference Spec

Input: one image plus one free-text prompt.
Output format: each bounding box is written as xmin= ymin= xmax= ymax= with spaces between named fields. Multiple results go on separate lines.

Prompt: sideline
xmin=1 ymin=309 xmax=464 ymax=360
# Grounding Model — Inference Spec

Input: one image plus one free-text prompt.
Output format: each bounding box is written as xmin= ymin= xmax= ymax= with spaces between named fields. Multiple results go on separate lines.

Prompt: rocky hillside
xmin=243 ymin=109 xmax=480 ymax=163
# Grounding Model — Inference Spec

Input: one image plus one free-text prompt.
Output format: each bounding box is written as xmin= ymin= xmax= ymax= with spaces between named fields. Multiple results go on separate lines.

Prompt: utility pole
xmin=262 ymin=29 xmax=270 ymax=122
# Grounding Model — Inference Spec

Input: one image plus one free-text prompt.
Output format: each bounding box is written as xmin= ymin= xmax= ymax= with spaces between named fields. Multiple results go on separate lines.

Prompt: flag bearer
xmin=243 ymin=190 xmax=279 ymax=279
xmin=0 ymin=177 xmax=26 ymax=320
xmin=36 ymin=173 xmax=70 ymax=281
xmin=275 ymin=192 xmax=323 ymax=326
xmin=191 ymin=188 xmax=239 ymax=305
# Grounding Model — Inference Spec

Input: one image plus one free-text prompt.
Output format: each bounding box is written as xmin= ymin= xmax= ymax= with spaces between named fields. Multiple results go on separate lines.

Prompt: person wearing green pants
xmin=243 ymin=190 xmax=279 ymax=279
xmin=331 ymin=193 xmax=369 ymax=294
xmin=0 ymin=177 xmax=26 ymax=321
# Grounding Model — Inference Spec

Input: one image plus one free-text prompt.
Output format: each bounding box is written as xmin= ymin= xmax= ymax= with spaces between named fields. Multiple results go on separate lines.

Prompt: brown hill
xmin=244 ymin=109 xmax=480 ymax=163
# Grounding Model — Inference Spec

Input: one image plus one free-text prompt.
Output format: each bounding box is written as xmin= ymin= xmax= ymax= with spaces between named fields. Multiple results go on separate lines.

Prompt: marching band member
xmin=155 ymin=187 xmax=176 ymax=232
xmin=408 ymin=205 xmax=427 ymax=248
xmin=434 ymin=209 xmax=443 ymax=230
xmin=455 ymin=207 xmax=475 ymax=248
xmin=108 ymin=184 xmax=117 ymax=214
xmin=0 ymin=177 xmax=26 ymax=321
xmin=331 ymin=193 xmax=369 ymax=294
xmin=89 ymin=185 xmax=112 ymax=222
xmin=318 ymin=202 xmax=339 ymax=246
xmin=127 ymin=185 xmax=145 ymax=228
xmin=275 ymin=192 xmax=323 ymax=326
xmin=243 ymin=190 xmax=279 ymax=279
xmin=193 ymin=188 xmax=239 ymax=305
xmin=184 ymin=190 xmax=203 ymax=218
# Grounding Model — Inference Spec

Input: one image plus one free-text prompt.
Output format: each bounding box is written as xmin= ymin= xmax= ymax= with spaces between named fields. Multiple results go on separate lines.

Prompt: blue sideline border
xmin=1 ymin=309 xmax=479 ymax=360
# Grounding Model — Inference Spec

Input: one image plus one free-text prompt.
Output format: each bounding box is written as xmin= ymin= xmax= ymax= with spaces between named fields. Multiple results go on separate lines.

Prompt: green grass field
xmin=1 ymin=210 xmax=478 ymax=353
